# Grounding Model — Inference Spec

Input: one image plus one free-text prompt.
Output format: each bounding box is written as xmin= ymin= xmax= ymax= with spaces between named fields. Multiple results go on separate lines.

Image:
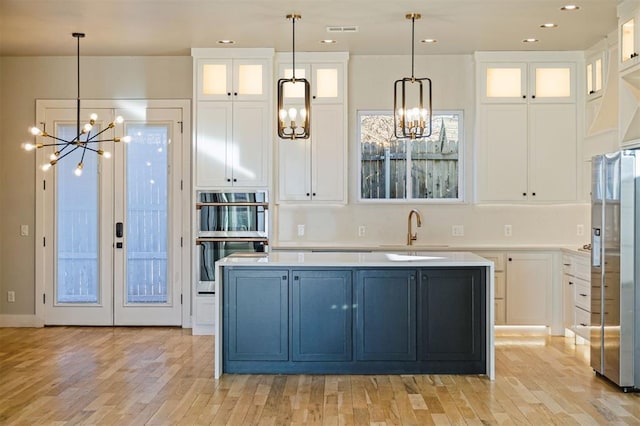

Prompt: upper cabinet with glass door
xmin=479 ymin=62 xmax=575 ymax=103
xmin=619 ymin=0 xmax=640 ymax=71
xmin=193 ymin=49 xmax=271 ymax=102
xmin=586 ymin=51 xmax=605 ymax=100
xmin=278 ymin=57 xmax=345 ymax=104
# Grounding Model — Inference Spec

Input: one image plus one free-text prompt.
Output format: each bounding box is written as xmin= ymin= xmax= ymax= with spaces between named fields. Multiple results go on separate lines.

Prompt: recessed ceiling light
xmin=217 ymin=40 xmax=235 ymax=45
xmin=540 ymin=23 xmax=558 ymax=28
xmin=522 ymin=38 xmax=539 ymax=43
xmin=320 ymin=39 xmax=337 ymax=44
xmin=421 ymin=39 xmax=438 ymax=44
xmin=561 ymin=4 xmax=580 ymax=11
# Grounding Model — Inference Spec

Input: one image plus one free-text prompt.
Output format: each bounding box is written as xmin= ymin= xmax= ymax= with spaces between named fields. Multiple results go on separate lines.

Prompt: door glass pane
xmin=486 ymin=68 xmax=521 ymax=97
xmin=315 ymin=68 xmax=338 ymax=98
xmin=621 ymin=18 xmax=635 ymax=62
xmin=202 ymin=64 xmax=227 ymax=95
xmin=535 ymin=68 xmax=571 ymax=98
xmin=56 ymin=124 xmax=99 ymax=303
xmin=238 ymin=64 xmax=263 ymax=95
xmin=126 ymin=123 xmax=169 ymax=304
xmin=594 ymin=59 xmax=603 ymax=92
xmin=587 ymin=63 xmax=593 ymax=94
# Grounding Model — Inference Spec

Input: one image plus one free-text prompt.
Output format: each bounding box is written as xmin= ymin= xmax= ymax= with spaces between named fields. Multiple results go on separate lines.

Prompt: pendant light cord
xmin=76 ymin=33 xmax=81 ymax=138
xmin=292 ymin=16 xmax=296 ymax=80
xmin=411 ymin=16 xmax=415 ymax=79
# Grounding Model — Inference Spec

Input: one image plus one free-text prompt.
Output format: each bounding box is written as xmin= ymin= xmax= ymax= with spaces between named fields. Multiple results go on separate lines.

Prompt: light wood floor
xmin=1 ymin=327 xmax=639 ymax=425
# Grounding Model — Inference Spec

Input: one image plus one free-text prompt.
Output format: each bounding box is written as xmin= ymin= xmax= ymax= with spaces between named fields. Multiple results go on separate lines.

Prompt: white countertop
xmin=216 ymin=251 xmax=493 ymax=268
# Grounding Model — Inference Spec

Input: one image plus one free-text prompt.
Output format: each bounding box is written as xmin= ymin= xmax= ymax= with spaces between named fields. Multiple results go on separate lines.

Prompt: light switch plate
xmin=20 ymin=225 xmax=28 ymax=236
xmin=504 ymin=225 xmax=513 ymax=237
xmin=297 ymin=224 xmax=305 ymax=237
xmin=452 ymin=225 xmax=464 ymax=236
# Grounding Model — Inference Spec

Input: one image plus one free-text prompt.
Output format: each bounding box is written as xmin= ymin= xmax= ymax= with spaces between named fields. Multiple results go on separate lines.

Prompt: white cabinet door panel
xmin=278 ymin=139 xmax=311 ymax=201
xmin=506 ymin=252 xmax=552 ymax=325
xmin=196 ymin=102 xmax=232 ymax=187
xmin=232 ymin=102 xmax=269 ymax=187
xmin=311 ymin=104 xmax=345 ymax=202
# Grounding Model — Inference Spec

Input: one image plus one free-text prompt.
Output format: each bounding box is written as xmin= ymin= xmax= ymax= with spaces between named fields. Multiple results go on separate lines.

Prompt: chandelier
xmin=277 ymin=14 xmax=311 ymax=139
xmin=393 ymin=13 xmax=433 ymax=140
xmin=24 ymin=32 xmax=130 ymax=176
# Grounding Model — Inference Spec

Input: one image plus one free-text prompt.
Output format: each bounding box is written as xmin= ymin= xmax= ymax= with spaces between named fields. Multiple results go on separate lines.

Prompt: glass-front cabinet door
xmin=197 ymin=58 xmax=269 ymax=101
xmin=586 ymin=52 xmax=605 ymax=100
xmin=529 ymin=63 xmax=575 ymax=103
xmin=479 ymin=63 xmax=527 ymax=103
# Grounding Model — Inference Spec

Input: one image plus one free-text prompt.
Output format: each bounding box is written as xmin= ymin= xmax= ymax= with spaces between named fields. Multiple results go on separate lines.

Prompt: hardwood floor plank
xmin=2 ymin=327 xmax=640 ymax=425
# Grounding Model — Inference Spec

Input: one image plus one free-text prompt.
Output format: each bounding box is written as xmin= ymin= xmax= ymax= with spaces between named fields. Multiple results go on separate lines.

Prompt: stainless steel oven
xmin=195 ymin=191 xmax=268 ymax=293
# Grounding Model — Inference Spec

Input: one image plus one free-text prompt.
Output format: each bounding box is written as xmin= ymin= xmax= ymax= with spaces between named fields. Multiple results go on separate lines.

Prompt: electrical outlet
xmin=358 ymin=226 xmax=366 ymax=237
xmin=20 ymin=225 xmax=28 ymax=236
xmin=504 ymin=225 xmax=513 ymax=237
xmin=297 ymin=224 xmax=305 ymax=237
xmin=577 ymin=224 xmax=584 ymax=236
xmin=7 ymin=291 xmax=15 ymax=303
xmin=452 ymin=225 xmax=464 ymax=236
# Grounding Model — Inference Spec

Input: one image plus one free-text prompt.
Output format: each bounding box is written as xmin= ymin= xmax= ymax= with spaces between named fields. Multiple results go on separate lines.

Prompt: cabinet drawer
xmin=562 ymin=254 xmax=573 ymax=275
xmin=574 ymin=278 xmax=590 ymax=311
xmin=475 ymin=252 xmax=505 ymax=271
xmin=575 ymin=307 xmax=590 ymax=339
xmin=574 ymin=256 xmax=590 ymax=281
xmin=495 ymin=299 xmax=506 ymax=325
xmin=495 ymin=271 xmax=505 ymax=299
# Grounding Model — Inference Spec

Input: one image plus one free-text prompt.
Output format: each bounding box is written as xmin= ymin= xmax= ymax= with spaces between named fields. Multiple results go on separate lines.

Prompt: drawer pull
xmin=569 ymin=281 xmax=573 ymax=285
xmin=579 ymin=293 xmax=587 ymax=297
xmin=579 ymin=323 xmax=588 ymax=327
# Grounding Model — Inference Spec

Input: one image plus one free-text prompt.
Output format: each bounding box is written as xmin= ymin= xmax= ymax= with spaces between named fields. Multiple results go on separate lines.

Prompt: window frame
xmin=357 ymin=109 xmax=465 ymax=204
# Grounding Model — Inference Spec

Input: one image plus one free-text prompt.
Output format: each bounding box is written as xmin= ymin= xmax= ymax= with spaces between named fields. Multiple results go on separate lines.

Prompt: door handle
xmin=116 ymin=222 xmax=124 ymax=238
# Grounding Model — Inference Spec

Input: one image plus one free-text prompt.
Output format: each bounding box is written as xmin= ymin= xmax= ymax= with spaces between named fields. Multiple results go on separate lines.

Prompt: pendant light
xmin=277 ymin=14 xmax=311 ymax=139
xmin=393 ymin=13 xmax=433 ymax=140
xmin=24 ymin=33 xmax=130 ymax=176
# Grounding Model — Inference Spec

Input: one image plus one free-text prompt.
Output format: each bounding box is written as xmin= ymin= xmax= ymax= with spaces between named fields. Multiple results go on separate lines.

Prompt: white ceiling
xmin=0 ymin=0 xmax=619 ymax=57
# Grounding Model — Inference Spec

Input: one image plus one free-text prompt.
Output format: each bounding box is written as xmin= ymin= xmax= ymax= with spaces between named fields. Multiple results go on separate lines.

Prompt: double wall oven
xmin=196 ymin=191 xmax=268 ymax=293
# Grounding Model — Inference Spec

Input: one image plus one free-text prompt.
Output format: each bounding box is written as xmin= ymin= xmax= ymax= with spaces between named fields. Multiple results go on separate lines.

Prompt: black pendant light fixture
xmin=24 ymin=32 xmax=130 ymax=176
xmin=277 ymin=14 xmax=311 ymax=139
xmin=393 ymin=13 xmax=433 ymax=140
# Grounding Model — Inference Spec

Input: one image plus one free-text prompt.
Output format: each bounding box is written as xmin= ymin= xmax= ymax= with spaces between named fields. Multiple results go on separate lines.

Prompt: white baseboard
xmin=0 ymin=314 xmax=45 ymax=327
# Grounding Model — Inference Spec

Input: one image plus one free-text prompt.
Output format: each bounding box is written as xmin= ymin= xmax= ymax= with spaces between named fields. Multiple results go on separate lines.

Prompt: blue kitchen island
xmin=214 ymin=251 xmax=495 ymax=380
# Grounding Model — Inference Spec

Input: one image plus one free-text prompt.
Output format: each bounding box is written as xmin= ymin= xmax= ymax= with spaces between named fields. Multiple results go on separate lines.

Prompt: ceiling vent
xmin=326 ymin=25 xmax=359 ymax=33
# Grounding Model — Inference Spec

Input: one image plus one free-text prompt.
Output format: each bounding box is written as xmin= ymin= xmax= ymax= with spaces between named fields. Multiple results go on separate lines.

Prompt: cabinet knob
xmin=294 ymin=276 xmax=299 ymax=281
xmin=569 ymin=281 xmax=573 ymax=285
xmin=227 ymin=178 xmax=231 ymax=182
xmin=233 ymin=92 xmax=238 ymax=96
xmin=589 ymin=90 xmax=595 ymax=95
xmin=282 ymin=275 xmax=287 ymax=280
xmin=522 ymin=192 xmax=527 ymax=196
xmin=312 ymin=192 xmax=316 ymax=196
xmin=312 ymin=95 xmax=316 ymax=99
xmin=531 ymin=95 xmax=536 ymax=99
xmin=522 ymin=95 xmax=526 ymax=99
xmin=306 ymin=192 xmax=310 ymax=196
xmin=227 ymin=92 xmax=231 ymax=96
xmin=532 ymin=192 xmax=536 ymax=196
xmin=233 ymin=178 xmax=237 ymax=182
xmin=508 ymin=257 xmax=512 ymax=261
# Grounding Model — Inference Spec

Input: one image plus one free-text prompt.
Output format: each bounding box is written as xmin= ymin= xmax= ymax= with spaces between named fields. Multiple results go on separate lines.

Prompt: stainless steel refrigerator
xmin=590 ymin=150 xmax=640 ymax=391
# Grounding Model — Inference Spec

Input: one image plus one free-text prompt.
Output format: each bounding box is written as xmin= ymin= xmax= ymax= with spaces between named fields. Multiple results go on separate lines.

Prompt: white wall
xmin=0 ymin=56 xmax=192 ymax=315
xmin=274 ymin=54 xmax=591 ymax=247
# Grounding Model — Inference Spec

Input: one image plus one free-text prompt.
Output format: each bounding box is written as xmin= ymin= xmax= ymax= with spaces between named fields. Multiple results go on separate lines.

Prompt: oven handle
xmin=196 ymin=237 xmax=269 ymax=245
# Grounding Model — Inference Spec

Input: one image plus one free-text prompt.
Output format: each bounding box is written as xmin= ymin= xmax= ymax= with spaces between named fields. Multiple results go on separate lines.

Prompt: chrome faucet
xmin=407 ymin=209 xmax=422 ymax=245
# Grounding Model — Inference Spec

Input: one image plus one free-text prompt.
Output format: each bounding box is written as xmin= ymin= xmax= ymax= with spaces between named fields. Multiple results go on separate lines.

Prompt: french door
xmin=36 ymin=101 xmax=188 ymax=326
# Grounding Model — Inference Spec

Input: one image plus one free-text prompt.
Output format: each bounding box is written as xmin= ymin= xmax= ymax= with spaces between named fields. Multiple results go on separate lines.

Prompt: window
xmin=358 ymin=110 xmax=463 ymax=201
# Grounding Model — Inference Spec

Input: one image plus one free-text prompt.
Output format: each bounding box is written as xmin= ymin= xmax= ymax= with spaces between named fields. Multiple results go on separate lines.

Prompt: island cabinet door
xmin=291 ymin=270 xmax=352 ymax=361
xmin=224 ymin=268 xmax=289 ymax=361
xmin=355 ymin=269 xmax=417 ymax=361
xmin=419 ymin=268 xmax=486 ymax=362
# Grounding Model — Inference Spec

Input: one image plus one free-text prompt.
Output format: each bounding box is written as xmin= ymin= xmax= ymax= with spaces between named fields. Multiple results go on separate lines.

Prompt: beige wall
xmin=0 ymin=56 xmax=192 ymax=315
xmin=1 ymin=53 xmax=593 ymax=317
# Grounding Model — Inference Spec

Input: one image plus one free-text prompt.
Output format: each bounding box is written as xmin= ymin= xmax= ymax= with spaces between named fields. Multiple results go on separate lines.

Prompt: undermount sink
xmin=385 ymin=253 xmax=444 ymax=262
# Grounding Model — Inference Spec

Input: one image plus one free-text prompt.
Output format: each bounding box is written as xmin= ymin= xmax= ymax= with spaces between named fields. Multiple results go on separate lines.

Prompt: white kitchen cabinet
xmin=476 ymin=53 xmax=578 ymax=202
xmin=505 ymin=252 xmax=553 ymax=325
xmin=276 ymin=53 xmax=348 ymax=203
xmin=619 ymin=0 xmax=640 ymax=71
xmin=196 ymin=57 xmax=270 ymax=102
xmin=474 ymin=251 xmax=506 ymax=325
xmin=618 ymin=2 xmax=640 ymax=147
xmin=586 ymin=51 xmax=605 ymax=100
xmin=192 ymin=295 xmax=216 ymax=335
xmin=192 ymin=48 xmax=273 ymax=188
xmin=562 ymin=251 xmax=591 ymax=341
